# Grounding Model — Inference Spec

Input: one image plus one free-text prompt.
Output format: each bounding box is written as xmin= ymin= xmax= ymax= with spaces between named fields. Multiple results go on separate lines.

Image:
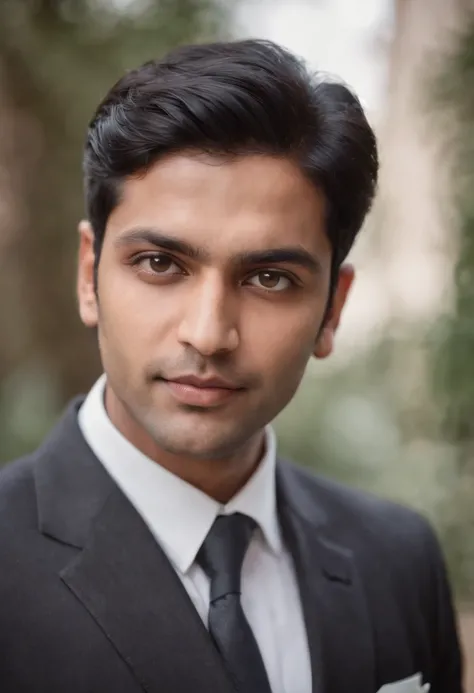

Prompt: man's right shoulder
xmin=0 ymin=455 xmax=38 ymax=527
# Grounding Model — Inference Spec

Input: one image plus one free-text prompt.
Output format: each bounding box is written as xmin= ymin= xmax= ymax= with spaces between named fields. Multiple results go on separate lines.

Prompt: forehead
xmin=106 ymin=152 xmax=329 ymax=257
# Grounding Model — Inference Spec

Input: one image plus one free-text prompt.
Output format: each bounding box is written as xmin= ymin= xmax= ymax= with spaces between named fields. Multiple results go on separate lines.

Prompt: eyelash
xmin=130 ymin=252 xmax=298 ymax=291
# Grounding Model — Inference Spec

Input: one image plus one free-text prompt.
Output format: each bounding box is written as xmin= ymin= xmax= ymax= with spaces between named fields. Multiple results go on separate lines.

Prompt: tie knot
xmin=197 ymin=513 xmax=256 ymax=602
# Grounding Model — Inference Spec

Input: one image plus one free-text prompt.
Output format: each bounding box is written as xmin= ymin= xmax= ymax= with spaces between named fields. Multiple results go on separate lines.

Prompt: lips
xmin=160 ymin=375 xmax=244 ymax=408
xmin=170 ymin=375 xmax=240 ymax=389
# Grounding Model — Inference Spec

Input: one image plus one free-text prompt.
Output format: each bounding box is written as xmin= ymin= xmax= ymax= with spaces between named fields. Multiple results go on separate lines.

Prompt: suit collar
xmin=277 ymin=459 xmax=376 ymax=693
xmin=276 ymin=459 xmax=351 ymax=582
xmin=35 ymin=397 xmax=114 ymax=549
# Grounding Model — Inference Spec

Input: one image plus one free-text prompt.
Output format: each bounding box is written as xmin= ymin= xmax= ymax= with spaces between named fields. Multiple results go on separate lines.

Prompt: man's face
xmin=78 ymin=153 xmax=353 ymax=460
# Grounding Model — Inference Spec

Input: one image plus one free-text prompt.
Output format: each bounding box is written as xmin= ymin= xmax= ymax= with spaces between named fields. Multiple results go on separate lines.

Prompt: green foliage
xmin=427 ymin=15 xmax=474 ymax=598
xmin=431 ymin=16 xmax=474 ymax=449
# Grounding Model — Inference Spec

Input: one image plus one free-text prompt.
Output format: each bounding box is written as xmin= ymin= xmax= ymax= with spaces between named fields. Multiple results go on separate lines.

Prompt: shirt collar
xmin=78 ymin=375 xmax=282 ymax=575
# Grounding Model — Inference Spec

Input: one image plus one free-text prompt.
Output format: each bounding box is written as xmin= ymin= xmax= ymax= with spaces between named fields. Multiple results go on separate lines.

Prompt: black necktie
xmin=197 ymin=512 xmax=273 ymax=693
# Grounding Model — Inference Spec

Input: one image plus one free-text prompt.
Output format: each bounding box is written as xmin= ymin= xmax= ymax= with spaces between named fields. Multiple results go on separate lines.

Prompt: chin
xmin=161 ymin=433 xmax=233 ymax=459
xmin=146 ymin=426 xmax=240 ymax=461
xmin=140 ymin=406 xmax=260 ymax=459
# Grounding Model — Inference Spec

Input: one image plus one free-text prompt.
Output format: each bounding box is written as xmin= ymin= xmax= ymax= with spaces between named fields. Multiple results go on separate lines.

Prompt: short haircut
xmin=84 ymin=39 xmax=378 ymax=282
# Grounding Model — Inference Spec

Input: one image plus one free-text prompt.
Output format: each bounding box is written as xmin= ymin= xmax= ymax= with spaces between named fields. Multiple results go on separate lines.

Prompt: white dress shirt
xmin=78 ymin=375 xmax=311 ymax=693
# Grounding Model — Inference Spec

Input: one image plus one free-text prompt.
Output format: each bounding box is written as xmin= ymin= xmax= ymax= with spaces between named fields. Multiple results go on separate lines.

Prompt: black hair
xmin=84 ymin=39 xmax=378 ymax=289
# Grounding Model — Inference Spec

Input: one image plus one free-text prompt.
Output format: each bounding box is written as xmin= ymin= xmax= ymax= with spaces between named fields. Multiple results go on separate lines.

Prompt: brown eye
xmin=247 ymin=270 xmax=291 ymax=292
xmin=138 ymin=254 xmax=181 ymax=275
xmin=148 ymin=255 xmax=172 ymax=273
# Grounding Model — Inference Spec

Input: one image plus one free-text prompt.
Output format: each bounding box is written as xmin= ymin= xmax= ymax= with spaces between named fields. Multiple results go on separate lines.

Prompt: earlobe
xmin=314 ymin=326 xmax=334 ymax=360
xmin=77 ymin=220 xmax=99 ymax=328
xmin=313 ymin=263 xmax=354 ymax=360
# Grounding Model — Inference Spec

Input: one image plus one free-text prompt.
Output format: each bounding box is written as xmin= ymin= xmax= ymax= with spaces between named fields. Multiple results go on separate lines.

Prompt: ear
xmin=77 ymin=220 xmax=99 ymax=328
xmin=314 ymin=263 xmax=354 ymax=360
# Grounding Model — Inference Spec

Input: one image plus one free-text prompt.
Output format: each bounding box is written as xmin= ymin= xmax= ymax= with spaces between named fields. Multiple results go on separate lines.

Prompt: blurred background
xmin=0 ymin=0 xmax=473 ymax=685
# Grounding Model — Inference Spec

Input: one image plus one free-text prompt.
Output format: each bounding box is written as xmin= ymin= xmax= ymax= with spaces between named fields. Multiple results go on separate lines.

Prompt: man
xmin=0 ymin=39 xmax=463 ymax=693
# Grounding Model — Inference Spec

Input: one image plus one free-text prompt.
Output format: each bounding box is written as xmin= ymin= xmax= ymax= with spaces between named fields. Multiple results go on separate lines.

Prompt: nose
xmin=177 ymin=274 xmax=239 ymax=356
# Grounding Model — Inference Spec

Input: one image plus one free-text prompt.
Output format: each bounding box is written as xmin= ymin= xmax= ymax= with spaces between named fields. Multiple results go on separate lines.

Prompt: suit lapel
xmin=277 ymin=461 xmax=376 ymax=693
xmin=35 ymin=401 xmax=234 ymax=693
xmin=60 ymin=486 xmax=233 ymax=693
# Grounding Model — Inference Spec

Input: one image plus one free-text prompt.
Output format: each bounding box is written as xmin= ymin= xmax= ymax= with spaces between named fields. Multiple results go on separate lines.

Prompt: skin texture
xmin=77 ymin=152 xmax=353 ymax=502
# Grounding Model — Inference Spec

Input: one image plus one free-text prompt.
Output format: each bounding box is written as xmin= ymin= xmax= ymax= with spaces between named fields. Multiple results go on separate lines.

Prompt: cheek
xmin=267 ymin=333 xmax=315 ymax=379
xmin=244 ymin=304 xmax=321 ymax=379
xmin=96 ymin=287 xmax=148 ymax=379
xmin=98 ymin=262 xmax=176 ymax=343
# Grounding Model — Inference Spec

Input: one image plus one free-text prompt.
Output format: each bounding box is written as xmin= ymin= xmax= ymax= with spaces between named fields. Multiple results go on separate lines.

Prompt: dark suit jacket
xmin=0 ymin=399 xmax=463 ymax=693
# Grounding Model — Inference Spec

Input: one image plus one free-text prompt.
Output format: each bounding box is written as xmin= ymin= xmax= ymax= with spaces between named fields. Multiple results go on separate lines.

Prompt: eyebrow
xmin=115 ymin=227 xmax=321 ymax=274
xmin=114 ymin=228 xmax=209 ymax=261
xmin=234 ymin=248 xmax=321 ymax=274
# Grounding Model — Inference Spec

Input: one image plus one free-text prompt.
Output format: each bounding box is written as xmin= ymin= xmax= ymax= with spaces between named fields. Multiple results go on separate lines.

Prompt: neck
xmin=104 ymin=387 xmax=266 ymax=504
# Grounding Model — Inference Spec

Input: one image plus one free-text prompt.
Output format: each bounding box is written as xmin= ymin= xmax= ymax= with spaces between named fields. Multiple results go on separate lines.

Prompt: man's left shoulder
xmin=278 ymin=458 xmax=437 ymax=555
xmin=279 ymin=461 xmax=463 ymax=692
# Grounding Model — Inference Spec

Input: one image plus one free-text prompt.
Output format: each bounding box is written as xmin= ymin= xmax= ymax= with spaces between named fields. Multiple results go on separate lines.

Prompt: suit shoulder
xmin=0 ymin=455 xmax=37 ymax=525
xmin=281 ymin=459 xmax=434 ymax=547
